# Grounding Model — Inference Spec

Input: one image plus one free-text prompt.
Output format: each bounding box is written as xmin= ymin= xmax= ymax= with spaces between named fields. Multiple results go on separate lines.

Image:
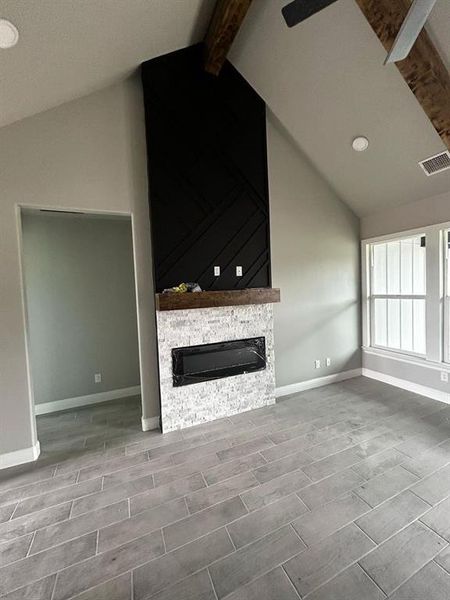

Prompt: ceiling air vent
xmin=418 ymin=151 xmax=450 ymax=176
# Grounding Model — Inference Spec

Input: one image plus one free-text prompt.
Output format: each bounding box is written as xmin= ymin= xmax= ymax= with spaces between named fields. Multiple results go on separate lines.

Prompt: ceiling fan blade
xmin=282 ymin=0 xmax=339 ymax=28
xmin=385 ymin=0 xmax=437 ymax=64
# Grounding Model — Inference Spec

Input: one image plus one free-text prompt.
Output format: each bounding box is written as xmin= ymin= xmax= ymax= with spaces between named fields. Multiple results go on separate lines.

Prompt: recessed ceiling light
xmin=0 ymin=19 xmax=19 ymax=49
xmin=352 ymin=136 xmax=369 ymax=152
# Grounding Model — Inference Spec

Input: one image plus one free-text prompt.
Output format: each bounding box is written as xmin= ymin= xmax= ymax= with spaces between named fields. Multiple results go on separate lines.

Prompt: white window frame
xmin=444 ymin=230 xmax=450 ymax=364
xmin=368 ymin=235 xmax=426 ymax=359
xmin=362 ymin=223 xmax=446 ymax=366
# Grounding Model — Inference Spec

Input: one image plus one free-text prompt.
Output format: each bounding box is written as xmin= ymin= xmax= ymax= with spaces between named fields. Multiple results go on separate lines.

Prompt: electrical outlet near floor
xmin=236 ymin=266 xmax=243 ymax=277
xmin=94 ymin=373 xmax=102 ymax=384
xmin=314 ymin=359 xmax=321 ymax=369
xmin=214 ymin=266 xmax=220 ymax=276
xmin=441 ymin=371 xmax=449 ymax=383
xmin=326 ymin=357 xmax=331 ymax=367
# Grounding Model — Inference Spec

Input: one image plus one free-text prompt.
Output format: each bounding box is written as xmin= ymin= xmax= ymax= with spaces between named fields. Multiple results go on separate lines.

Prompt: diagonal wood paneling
xmin=141 ymin=44 xmax=271 ymax=292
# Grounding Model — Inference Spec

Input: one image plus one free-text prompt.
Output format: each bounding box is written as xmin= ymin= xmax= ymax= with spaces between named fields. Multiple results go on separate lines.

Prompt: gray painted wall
xmin=361 ymin=192 xmax=450 ymax=396
xmin=0 ymin=74 xmax=362 ymax=463
xmin=361 ymin=190 xmax=450 ymax=239
xmin=0 ymin=76 xmax=159 ymax=460
xmin=268 ymin=115 xmax=361 ymax=387
xmin=22 ymin=213 xmax=140 ymax=405
xmin=363 ymin=352 xmax=448 ymax=395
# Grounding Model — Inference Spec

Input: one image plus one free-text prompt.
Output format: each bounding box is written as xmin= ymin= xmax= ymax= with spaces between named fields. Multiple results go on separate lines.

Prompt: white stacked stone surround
xmin=156 ymin=304 xmax=275 ymax=432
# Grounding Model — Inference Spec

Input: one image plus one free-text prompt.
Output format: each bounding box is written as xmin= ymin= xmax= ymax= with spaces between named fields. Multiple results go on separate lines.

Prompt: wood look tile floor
xmin=2 ymin=379 xmax=450 ymax=598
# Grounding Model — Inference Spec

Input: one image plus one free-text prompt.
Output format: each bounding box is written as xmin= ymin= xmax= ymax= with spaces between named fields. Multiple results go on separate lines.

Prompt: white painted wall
xmin=22 ymin=212 xmax=140 ymax=406
xmin=0 ymin=75 xmax=159 ymax=461
xmin=268 ymin=115 xmax=361 ymax=388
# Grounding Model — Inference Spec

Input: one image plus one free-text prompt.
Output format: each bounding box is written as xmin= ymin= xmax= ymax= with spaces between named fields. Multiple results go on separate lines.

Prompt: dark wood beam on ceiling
xmin=204 ymin=0 xmax=253 ymax=75
xmin=354 ymin=0 xmax=450 ymax=149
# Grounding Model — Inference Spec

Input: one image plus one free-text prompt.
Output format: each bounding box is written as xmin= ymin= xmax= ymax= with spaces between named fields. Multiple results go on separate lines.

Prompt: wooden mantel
xmin=155 ymin=288 xmax=280 ymax=311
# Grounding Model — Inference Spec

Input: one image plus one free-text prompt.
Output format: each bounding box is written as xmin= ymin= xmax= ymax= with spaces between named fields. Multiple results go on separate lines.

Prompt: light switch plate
xmin=236 ymin=266 xmax=243 ymax=277
xmin=214 ymin=266 xmax=220 ymax=276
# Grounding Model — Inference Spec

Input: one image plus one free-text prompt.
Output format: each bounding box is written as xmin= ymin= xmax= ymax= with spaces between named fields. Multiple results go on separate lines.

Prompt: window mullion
xmin=425 ymin=230 xmax=442 ymax=363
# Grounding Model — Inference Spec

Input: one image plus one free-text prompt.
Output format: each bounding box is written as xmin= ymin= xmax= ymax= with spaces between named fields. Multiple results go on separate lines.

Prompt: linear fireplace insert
xmin=172 ymin=337 xmax=266 ymax=387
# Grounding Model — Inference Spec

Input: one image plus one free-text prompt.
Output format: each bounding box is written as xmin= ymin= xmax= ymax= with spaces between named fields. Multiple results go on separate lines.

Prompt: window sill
xmin=362 ymin=346 xmax=450 ymax=373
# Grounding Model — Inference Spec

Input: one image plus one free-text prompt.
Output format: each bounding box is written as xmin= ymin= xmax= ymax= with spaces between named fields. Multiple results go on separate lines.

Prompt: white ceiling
xmin=0 ymin=0 xmax=215 ymax=128
xmin=1 ymin=0 xmax=449 ymax=217
xmin=230 ymin=0 xmax=450 ymax=217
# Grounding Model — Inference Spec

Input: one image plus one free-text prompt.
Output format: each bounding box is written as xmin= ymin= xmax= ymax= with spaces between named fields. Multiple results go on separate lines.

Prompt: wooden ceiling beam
xmin=355 ymin=0 xmax=450 ymax=149
xmin=204 ymin=0 xmax=253 ymax=76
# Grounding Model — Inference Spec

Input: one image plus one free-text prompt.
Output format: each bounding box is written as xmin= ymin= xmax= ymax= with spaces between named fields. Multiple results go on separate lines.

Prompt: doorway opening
xmin=20 ymin=208 xmax=144 ymax=458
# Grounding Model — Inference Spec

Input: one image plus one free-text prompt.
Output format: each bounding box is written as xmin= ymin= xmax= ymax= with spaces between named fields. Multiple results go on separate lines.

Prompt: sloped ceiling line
xmin=355 ymin=0 xmax=450 ymax=149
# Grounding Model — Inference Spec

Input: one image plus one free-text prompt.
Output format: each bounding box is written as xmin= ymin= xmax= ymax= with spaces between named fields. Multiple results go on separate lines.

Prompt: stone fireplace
xmin=155 ymin=289 xmax=279 ymax=432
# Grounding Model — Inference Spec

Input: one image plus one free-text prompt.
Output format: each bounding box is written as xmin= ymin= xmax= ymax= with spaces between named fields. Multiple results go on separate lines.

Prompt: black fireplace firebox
xmin=172 ymin=337 xmax=266 ymax=387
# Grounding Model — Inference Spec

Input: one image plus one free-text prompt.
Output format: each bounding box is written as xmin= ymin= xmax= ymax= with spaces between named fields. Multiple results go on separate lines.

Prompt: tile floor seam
xmin=50 ymin=571 xmax=58 ymax=600
xmin=208 ymin=530 xmax=309 ymax=600
xmin=356 ymin=560 xmax=389 ymax=598
xmin=0 ymin=473 xmax=57 ymax=496
xmin=432 ymin=557 xmax=450 ymax=577
xmin=207 ymin=566 xmax=220 ymax=600
xmin=0 ymin=537 xmax=98 ymax=598
xmin=378 ymin=548 xmax=450 ymax=598
xmin=130 ymin=539 xmax=238 ymax=599
xmin=8 ymin=501 xmax=19 ymax=521
xmin=289 ymin=521 xmax=309 ymax=548
xmin=352 ymin=519 xmax=380 ymax=546
xmin=304 ymin=435 xmax=431 ymax=481
xmin=26 ymin=529 xmax=37 ymax=557
xmin=130 ymin=568 xmax=135 ymax=600
xmin=162 ymin=518 xmax=306 ymax=567
xmin=279 ymin=563 xmax=302 ymax=599
xmin=350 ymin=467 xmax=421 ymax=510
xmin=224 ymin=525 xmax=237 ymax=551
xmin=417 ymin=519 xmax=450 ymax=545
xmin=0 ymin=474 xmax=81 ymax=504
xmin=160 ymin=526 xmax=167 ymax=554
xmin=291 ymin=536 xmax=381 ymax=599
xmin=281 ymin=560 xmax=303 ymax=597
xmin=199 ymin=471 xmax=209 ymax=489
xmin=12 ymin=481 xmax=106 ymax=520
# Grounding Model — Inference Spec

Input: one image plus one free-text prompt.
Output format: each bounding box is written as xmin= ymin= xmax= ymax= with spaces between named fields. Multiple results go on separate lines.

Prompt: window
xmin=445 ymin=231 xmax=450 ymax=363
xmin=369 ymin=235 xmax=426 ymax=356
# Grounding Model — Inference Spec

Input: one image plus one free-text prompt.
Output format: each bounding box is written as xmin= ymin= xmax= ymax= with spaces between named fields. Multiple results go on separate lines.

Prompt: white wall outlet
xmin=94 ymin=373 xmax=102 ymax=384
xmin=326 ymin=357 xmax=331 ymax=367
xmin=314 ymin=359 xmax=321 ymax=369
xmin=236 ymin=266 xmax=243 ymax=277
xmin=214 ymin=266 xmax=220 ymax=276
xmin=441 ymin=371 xmax=449 ymax=383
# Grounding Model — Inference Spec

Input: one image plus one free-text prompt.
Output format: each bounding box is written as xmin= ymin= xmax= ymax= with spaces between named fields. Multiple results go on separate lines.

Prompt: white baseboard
xmin=0 ymin=440 xmax=40 ymax=470
xmin=34 ymin=386 xmax=141 ymax=415
xmin=141 ymin=416 xmax=160 ymax=431
xmin=362 ymin=368 xmax=450 ymax=404
xmin=275 ymin=369 xmax=362 ymax=398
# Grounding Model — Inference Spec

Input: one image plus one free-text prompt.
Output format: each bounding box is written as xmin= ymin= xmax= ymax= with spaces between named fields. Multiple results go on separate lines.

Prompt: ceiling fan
xmin=281 ymin=0 xmax=438 ymax=64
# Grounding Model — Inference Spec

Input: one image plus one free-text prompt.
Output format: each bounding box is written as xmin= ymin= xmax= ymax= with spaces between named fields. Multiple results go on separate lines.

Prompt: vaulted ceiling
xmin=229 ymin=0 xmax=450 ymax=216
xmin=0 ymin=0 xmax=215 ymax=128
xmin=1 ymin=0 xmax=449 ymax=217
